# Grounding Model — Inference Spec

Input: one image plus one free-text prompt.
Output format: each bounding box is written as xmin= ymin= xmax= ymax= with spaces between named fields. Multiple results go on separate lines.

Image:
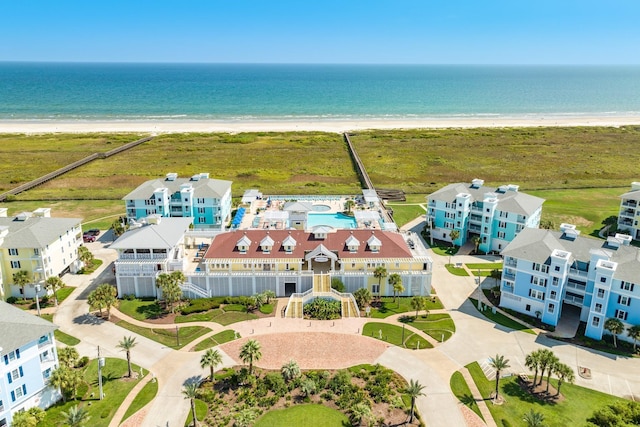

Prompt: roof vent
xmin=560 ymin=223 xmax=580 ymax=240
xmin=631 ymin=181 xmax=640 ymax=191
xmin=191 ymin=174 xmax=201 ymax=181
xmin=497 ymin=185 xmax=508 ymax=193
xmin=507 ymin=184 xmax=519 ymax=192
xmin=471 ymin=178 xmax=484 ymax=189
xmin=166 ymin=173 xmax=178 ymax=181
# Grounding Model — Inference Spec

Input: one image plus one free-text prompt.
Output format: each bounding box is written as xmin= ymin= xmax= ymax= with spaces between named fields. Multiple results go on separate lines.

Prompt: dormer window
xmin=367 ymin=234 xmax=382 ymax=253
xmin=345 ymin=235 xmax=360 ymax=253
xmin=236 ymin=235 xmax=252 ymax=254
xmin=283 ymin=235 xmax=297 ymax=254
xmin=260 ymin=235 xmax=274 ymax=254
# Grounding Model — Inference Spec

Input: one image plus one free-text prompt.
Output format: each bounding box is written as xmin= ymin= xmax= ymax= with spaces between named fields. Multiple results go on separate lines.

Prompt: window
xmin=8 ymin=248 xmax=18 ymax=256
xmin=10 ymin=261 xmax=20 ymax=269
xmin=529 ymin=289 xmax=545 ymax=300
xmin=531 ymin=276 xmax=546 ymax=287
xmin=43 ymin=368 xmax=52 ymax=379
xmin=11 ymin=368 xmax=21 ymax=381
xmin=198 ymin=217 xmax=206 ymax=223
xmin=600 ymin=277 xmax=607 ymax=283
xmin=548 ymin=303 xmax=555 ymax=314
xmin=552 ymin=277 xmax=559 ymax=286
xmin=594 ymin=303 xmax=603 ymax=313
xmin=525 ymin=304 xmax=531 ymax=312
xmin=197 ymin=207 xmax=206 ymax=214
xmin=618 ymin=295 xmax=631 ymax=306
xmin=197 ymin=198 xmax=205 ymax=204
xmin=592 ymin=316 xmax=600 ymax=327
xmin=554 ymin=266 xmax=560 ymax=272
xmin=372 ymin=284 xmax=380 ymax=294
xmin=499 ymin=211 xmax=508 ymax=218
xmin=532 ymin=263 xmax=548 ymax=273
xmin=497 ymin=231 xmax=506 ymax=239
xmin=615 ymin=309 xmax=628 ymax=321
xmin=498 ymin=221 xmax=507 ymax=228
xmin=549 ymin=291 xmax=557 ymax=300
xmin=597 ymin=288 xmax=605 ymax=299
xmin=621 ymin=282 xmax=635 ymax=292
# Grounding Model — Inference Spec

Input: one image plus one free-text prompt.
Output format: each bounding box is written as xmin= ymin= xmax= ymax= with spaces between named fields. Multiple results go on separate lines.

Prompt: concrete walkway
xmin=47 ymin=224 xmax=640 ymax=426
xmin=460 ymin=368 xmax=497 ymax=427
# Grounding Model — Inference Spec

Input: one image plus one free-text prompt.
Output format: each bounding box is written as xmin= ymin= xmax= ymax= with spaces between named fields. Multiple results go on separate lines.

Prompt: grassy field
xmin=370 ymin=296 xmax=443 ymax=318
xmin=350 ymin=126 xmax=640 ymax=193
xmin=386 ymin=202 xmax=426 ymax=227
xmin=254 ymin=404 xmax=350 ymax=427
xmin=363 ymin=321 xmax=432 ymax=349
xmin=467 ymin=361 xmax=626 ymax=426
xmin=192 ymin=329 xmax=239 ymax=351
xmin=41 ymin=358 xmax=146 ymax=427
xmin=0 ymin=128 xmax=633 ymax=236
xmin=450 ymin=371 xmax=484 ymax=421
xmin=115 ymin=320 xmax=211 ymax=349
xmin=122 ymin=378 xmax=158 ymax=422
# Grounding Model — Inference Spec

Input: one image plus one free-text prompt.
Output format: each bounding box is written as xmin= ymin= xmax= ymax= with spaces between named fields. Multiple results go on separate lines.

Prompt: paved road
xmin=51 ymin=225 xmax=640 ymax=427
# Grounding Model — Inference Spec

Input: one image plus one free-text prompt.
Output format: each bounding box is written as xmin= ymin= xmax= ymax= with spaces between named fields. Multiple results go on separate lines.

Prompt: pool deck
xmin=235 ymin=195 xmax=383 ymax=231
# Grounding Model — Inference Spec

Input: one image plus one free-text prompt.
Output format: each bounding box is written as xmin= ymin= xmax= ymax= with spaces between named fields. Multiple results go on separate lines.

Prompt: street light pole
xmin=98 ymin=346 xmax=104 ymax=400
xmin=34 ymin=284 xmax=41 ymax=317
xmin=176 ymin=325 xmax=180 ymax=347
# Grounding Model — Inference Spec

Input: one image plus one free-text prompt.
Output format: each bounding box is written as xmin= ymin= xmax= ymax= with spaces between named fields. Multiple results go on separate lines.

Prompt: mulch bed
xmin=517 ymin=376 xmax=565 ymax=403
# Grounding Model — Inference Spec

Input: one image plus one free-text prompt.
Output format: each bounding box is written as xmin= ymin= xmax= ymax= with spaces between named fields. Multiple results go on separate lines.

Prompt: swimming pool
xmin=307 ymin=213 xmax=356 ymax=229
xmin=312 ymin=204 xmax=331 ymax=212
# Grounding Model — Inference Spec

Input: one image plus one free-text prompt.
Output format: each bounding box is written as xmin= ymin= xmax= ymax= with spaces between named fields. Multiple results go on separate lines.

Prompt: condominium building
xmin=427 ymin=179 xmax=544 ymax=253
xmin=112 ymin=216 xmax=193 ymax=298
xmin=123 ymin=173 xmax=232 ymax=229
xmin=617 ymin=182 xmax=640 ymax=240
xmin=499 ymin=224 xmax=640 ymax=342
xmin=0 ymin=208 xmax=83 ymax=300
xmin=0 ymin=301 xmax=60 ymax=426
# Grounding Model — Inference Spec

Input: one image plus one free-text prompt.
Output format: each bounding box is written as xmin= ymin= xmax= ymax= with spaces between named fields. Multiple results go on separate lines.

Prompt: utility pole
xmin=176 ymin=325 xmax=180 ymax=347
xmin=34 ymin=284 xmax=41 ymax=317
xmin=98 ymin=346 xmax=104 ymax=400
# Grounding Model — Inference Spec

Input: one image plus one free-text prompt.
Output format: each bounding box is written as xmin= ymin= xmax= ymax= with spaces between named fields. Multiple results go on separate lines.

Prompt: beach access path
xmin=50 ymin=224 xmax=640 ymax=427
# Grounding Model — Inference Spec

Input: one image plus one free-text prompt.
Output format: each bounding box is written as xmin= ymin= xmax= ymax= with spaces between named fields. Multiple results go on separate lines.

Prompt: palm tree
xmin=200 ymin=348 xmax=223 ymax=387
xmin=345 ymin=199 xmax=355 ymax=214
xmin=61 ymin=405 xmax=91 ymax=427
xmin=373 ymin=266 xmax=388 ymax=299
xmin=117 ymin=336 xmax=137 ymax=378
xmin=157 ymin=272 xmax=184 ymax=313
xmin=405 ymin=379 xmax=425 ymax=423
xmin=281 ymin=359 xmax=301 ymax=383
xmin=111 ymin=218 xmax=127 ymax=237
xmin=489 ymin=354 xmax=510 ymax=400
xmin=604 ymin=318 xmax=625 ymax=348
xmin=553 ymin=362 xmax=575 ymax=396
xmin=522 ymin=409 xmax=545 ymax=427
xmin=300 ymin=377 xmax=316 ymax=397
xmin=389 ymin=273 xmax=404 ymax=305
xmin=262 ymin=289 xmax=276 ymax=304
xmin=45 ymin=276 xmax=65 ymax=306
xmin=524 ymin=350 xmax=542 ymax=386
xmin=50 ymin=366 xmax=82 ymax=402
xmin=449 ymin=229 xmax=460 ymax=247
xmin=182 ymin=382 xmax=199 ymax=427
xmin=58 ymin=347 xmax=79 ymax=368
xmin=77 ymin=246 xmax=94 ymax=269
xmin=536 ymin=349 xmax=555 ymax=386
xmin=239 ymin=339 xmax=262 ymax=375
xmin=88 ymin=283 xmax=118 ymax=320
xmin=411 ymin=295 xmax=424 ymax=317
xmin=12 ymin=270 xmax=30 ymax=298
xmin=627 ymin=325 xmax=640 ymax=351
xmin=472 ymin=236 xmax=480 ymax=253
xmin=353 ymin=287 xmax=372 ymax=313
xmin=544 ymin=353 xmax=559 ymax=393
xmin=350 ymin=402 xmax=372 ymax=426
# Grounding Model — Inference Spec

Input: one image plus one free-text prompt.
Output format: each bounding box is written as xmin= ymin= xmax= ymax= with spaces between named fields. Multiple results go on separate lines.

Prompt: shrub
xmin=304 ymin=298 xmax=342 ymax=320
xmin=181 ymin=298 xmax=222 ymax=315
xmin=6 ymin=296 xmax=18 ymax=304
xmin=123 ymin=294 xmax=136 ymax=301
xmin=76 ymin=356 xmax=90 ymax=368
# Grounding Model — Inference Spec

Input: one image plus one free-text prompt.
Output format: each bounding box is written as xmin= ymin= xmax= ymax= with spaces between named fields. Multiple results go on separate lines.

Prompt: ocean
xmin=1 ymin=63 xmax=639 ymax=121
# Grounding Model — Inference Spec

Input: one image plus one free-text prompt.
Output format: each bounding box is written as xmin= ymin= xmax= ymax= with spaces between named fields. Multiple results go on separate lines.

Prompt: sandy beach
xmin=1 ymin=115 xmax=640 ymax=134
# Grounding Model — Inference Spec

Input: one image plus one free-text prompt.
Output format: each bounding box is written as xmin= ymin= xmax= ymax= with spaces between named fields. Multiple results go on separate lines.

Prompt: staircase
xmin=180 ymin=282 xmax=210 ymax=299
xmin=284 ymin=274 xmax=360 ymax=318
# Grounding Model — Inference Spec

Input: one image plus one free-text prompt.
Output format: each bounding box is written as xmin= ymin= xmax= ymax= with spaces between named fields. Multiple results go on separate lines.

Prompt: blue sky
xmin=1 ymin=1 xmax=639 ymax=64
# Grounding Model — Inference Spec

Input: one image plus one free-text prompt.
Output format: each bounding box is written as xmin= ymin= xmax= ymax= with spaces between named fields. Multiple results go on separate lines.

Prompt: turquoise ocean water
xmin=1 ymin=63 xmax=639 ymax=121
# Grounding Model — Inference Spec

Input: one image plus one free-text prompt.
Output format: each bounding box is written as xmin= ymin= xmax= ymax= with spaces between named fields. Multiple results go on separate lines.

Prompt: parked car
xmin=86 ymin=229 xmax=100 ymax=236
xmin=83 ymin=234 xmax=96 ymax=243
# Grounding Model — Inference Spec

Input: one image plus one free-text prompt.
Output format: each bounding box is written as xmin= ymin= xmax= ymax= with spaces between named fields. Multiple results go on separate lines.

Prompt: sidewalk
xmin=460 ymin=368 xmax=498 ymax=427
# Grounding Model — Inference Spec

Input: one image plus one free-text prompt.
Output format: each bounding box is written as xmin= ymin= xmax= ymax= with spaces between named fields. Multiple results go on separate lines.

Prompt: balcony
xmin=620 ymin=209 xmax=636 ymax=218
xmin=119 ymin=253 xmax=167 ymax=260
xmin=470 ymin=214 xmax=482 ymax=222
xmin=619 ymin=218 xmax=633 ymax=226
xmin=568 ymin=268 xmax=588 ymax=279
xmin=504 ymin=259 xmax=517 ymax=268
xmin=503 ymin=271 xmax=516 ymax=281
xmin=622 ymin=200 xmax=637 ymax=208
xmin=564 ymin=294 xmax=584 ymax=305
xmin=517 ymin=215 xmax=526 ymax=224
xmin=469 ymin=224 xmax=481 ymax=232
xmin=38 ymin=336 xmax=52 ymax=349
xmin=566 ymin=279 xmax=586 ymax=292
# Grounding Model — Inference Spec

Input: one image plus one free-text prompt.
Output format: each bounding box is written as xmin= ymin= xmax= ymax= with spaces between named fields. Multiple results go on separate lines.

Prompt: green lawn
xmin=192 ymin=330 xmax=239 ymax=352
xmin=386 ymin=203 xmax=426 ymax=227
xmin=370 ymin=296 xmax=443 ymax=318
xmin=450 ymin=371 xmax=484 ymax=421
xmin=429 ymin=243 xmax=459 ymax=257
xmin=41 ymin=358 xmax=147 ymax=427
xmin=363 ymin=321 xmax=432 ymax=349
xmin=254 ymin=404 xmax=350 ymax=427
xmin=469 ymin=298 xmax=535 ymax=335
xmin=184 ymin=398 xmax=208 ymax=426
xmin=79 ymin=258 xmax=103 ymax=274
xmin=115 ymin=320 xmax=211 ymax=349
xmin=118 ymin=299 xmax=165 ymax=321
xmin=465 ymin=263 xmax=503 ymax=270
xmin=445 ymin=264 xmax=469 ymax=276
xmin=401 ymin=313 xmax=456 ymax=342
xmin=466 ymin=361 xmax=626 ymax=427
xmin=122 ymin=378 xmax=158 ymax=422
